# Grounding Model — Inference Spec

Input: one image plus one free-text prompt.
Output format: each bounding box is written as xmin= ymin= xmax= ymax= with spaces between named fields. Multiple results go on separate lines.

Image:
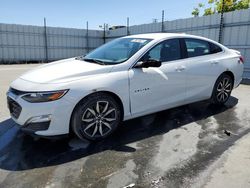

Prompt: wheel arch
xmin=210 ymin=70 xmax=235 ymax=103
xmin=213 ymin=71 xmax=235 ymax=92
xmin=222 ymin=70 xmax=235 ymax=88
xmin=69 ymin=90 xmax=124 ymax=135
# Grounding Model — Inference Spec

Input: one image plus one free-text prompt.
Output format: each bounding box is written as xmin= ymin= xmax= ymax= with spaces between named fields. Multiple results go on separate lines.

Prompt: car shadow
xmin=0 ymin=96 xmax=238 ymax=171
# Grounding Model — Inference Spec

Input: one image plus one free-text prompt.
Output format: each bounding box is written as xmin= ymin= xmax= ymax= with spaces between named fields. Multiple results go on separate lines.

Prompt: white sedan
xmin=7 ymin=33 xmax=244 ymax=140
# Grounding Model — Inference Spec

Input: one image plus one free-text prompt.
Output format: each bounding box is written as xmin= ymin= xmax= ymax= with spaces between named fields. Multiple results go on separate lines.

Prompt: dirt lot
xmin=0 ymin=64 xmax=250 ymax=188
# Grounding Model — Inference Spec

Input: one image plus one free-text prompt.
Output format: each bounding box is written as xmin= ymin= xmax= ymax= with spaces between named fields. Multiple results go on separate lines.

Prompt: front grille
xmin=7 ymin=97 xmax=22 ymax=119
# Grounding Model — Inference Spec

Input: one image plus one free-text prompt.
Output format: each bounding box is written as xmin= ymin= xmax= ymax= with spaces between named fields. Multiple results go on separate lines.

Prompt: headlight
xmin=22 ymin=90 xmax=68 ymax=103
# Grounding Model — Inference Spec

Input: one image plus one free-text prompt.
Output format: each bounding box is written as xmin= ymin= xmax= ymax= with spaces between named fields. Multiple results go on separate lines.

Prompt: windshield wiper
xmin=83 ymin=58 xmax=106 ymax=65
xmin=75 ymin=55 xmax=85 ymax=60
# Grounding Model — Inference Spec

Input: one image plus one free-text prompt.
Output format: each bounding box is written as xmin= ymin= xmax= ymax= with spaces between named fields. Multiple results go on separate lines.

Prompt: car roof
xmin=124 ymin=32 xmax=211 ymax=41
xmin=122 ymin=33 xmax=226 ymax=50
xmin=124 ymin=33 xmax=187 ymax=40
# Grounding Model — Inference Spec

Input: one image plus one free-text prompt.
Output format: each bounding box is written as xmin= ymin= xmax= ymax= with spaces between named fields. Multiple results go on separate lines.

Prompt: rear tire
xmin=71 ymin=93 xmax=121 ymax=141
xmin=211 ymin=73 xmax=233 ymax=105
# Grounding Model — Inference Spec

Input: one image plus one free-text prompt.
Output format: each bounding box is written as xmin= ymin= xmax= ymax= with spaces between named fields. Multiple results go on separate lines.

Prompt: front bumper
xmin=6 ymin=89 xmax=74 ymax=136
xmin=21 ymin=121 xmax=51 ymax=134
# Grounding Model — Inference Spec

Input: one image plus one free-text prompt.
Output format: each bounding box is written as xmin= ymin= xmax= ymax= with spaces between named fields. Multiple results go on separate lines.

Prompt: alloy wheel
xmin=81 ymin=101 xmax=117 ymax=138
xmin=216 ymin=77 xmax=232 ymax=103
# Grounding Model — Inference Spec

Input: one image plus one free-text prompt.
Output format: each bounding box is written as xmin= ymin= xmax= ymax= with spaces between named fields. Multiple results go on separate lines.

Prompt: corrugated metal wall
xmin=0 ymin=9 xmax=250 ymax=78
xmin=0 ymin=24 xmax=103 ymax=63
xmin=106 ymin=9 xmax=250 ymax=78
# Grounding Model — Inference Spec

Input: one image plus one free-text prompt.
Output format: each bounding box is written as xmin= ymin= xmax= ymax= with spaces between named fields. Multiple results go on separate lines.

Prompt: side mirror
xmin=135 ymin=59 xmax=162 ymax=68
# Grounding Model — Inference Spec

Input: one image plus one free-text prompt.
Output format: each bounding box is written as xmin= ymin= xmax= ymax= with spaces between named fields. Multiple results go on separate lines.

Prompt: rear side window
xmin=185 ymin=38 xmax=210 ymax=57
xmin=209 ymin=42 xmax=223 ymax=54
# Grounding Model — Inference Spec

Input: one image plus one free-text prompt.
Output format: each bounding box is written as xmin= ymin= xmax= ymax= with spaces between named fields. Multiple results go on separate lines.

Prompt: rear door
xmin=183 ymin=38 xmax=224 ymax=102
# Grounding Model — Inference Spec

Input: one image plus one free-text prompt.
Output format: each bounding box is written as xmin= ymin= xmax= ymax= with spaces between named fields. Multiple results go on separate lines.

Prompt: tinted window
xmin=146 ymin=43 xmax=163 ymax=61
xmin=185 ymin=38 xmax=210 ymax=57
xmin=142 ymin=39 xmax=181 ymax=62
xmin=209 ymin=42 xmax=222 ymax=54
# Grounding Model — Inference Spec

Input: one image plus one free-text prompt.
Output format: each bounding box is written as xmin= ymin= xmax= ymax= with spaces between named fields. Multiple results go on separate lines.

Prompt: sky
xmin=0 ymin=0 xmax=206 ymax=30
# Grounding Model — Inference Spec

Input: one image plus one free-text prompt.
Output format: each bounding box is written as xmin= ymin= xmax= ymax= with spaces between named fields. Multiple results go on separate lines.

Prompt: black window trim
xmin=131 ymin=37 xmax=225 ymax=69
xmin=131 ymin=38 xmax=184 ymax=68
xmin=208 ymin=41 xmax=223 ymax=54
xmin=180 ymin=38 xmax=188 ymax=59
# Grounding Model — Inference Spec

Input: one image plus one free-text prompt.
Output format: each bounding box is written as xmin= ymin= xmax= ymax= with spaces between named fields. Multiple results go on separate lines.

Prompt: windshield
xmin=83 ymin=38 xmax=152 ymax=65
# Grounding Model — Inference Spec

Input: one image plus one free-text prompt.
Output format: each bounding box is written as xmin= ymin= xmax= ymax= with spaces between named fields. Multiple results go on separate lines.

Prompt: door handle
xmin=211 ymin=61 xmax=219 ymax=65
xmin=175 ymin=66 xmax=186 ymax=72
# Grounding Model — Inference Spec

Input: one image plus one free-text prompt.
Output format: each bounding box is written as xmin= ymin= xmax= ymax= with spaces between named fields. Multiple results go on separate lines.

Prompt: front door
xmin=129 ymin=38 xmax=187 ymax=117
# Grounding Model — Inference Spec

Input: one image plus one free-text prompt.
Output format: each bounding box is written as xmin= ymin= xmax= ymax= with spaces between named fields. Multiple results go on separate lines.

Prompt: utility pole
xmin=99 ymin=24 xmax=107 ymax=44
xmin=44 ymin=18 xmax=48 ymax=63
xmin=127 ymin=17 xmax=130 ymax=35
xmin=218 ymin=0 xmax=225 ymax=43
xmin=86 ymin=21 xmax=89 ymax=53
xmin=152 ymin=18 xmax=158 ymax=23
xmin=161 ymin=10 xmax=165 ymax=32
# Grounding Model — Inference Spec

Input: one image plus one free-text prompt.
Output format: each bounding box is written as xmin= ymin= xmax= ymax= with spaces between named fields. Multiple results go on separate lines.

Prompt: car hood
xmin=19 ymin=58 xmax=114 ymax=84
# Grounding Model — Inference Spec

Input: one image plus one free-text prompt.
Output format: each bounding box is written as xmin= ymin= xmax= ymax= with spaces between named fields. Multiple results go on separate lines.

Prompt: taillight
xmin=239 ymin=56 xmax=244 ymax=64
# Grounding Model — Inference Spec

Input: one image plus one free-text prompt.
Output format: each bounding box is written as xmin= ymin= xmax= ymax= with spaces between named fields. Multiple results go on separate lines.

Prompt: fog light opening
xmin=26 ymin=114 xmax=52 ymax=124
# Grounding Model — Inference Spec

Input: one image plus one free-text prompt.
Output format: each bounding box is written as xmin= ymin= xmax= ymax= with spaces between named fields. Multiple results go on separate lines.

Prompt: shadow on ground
xmin=0 ymin=97 xmax=238 ymax=171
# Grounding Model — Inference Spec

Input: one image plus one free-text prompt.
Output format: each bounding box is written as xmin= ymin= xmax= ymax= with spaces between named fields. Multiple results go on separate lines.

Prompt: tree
xmin=204 ymin=7 xmax=214 ymax=15
xmin=192 ymin=8 xmax=200 ymax=17
xmin=191 ymin=0 xmax=250 ymax=16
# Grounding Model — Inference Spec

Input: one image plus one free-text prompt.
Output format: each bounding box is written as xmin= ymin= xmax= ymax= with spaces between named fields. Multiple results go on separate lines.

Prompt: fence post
xmin=161 ymin=10 xmax=165 ymax=32
xmin=86 ymin=21 xmax=89 ymax=53
xmin=44 ymin=18 xmax=49 ymax=63
xmin=127 ymin=17 xmax=130 ymax=35
xmin=218 ymin=0 xmax=225 ymax=43
xmin=103 ymin=23 xmax=106 ymax=44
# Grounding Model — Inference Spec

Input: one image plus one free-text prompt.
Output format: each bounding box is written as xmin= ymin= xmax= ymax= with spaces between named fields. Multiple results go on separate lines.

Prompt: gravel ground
xmin=0 ymin=64 xmax=250 ymax=188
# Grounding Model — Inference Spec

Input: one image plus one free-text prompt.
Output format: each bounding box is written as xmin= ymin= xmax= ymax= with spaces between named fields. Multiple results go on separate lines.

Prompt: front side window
xmin=142 ymin=39 xmax=181 ymax=62
xmin=185 ymin=38 xmax=210 ymax=57
xmin=84 ymin=38 xmax=152 ymax=65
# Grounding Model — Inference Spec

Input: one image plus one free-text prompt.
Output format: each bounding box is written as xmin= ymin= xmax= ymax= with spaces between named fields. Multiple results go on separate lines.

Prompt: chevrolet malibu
xmin=7 ymin=33 xmax=244 ymax=140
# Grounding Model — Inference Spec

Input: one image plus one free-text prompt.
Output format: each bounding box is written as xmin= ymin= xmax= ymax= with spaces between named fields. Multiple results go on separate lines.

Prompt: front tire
xmin=71 ymin=93 xmax=121 ymax=141
xmin=211 ymin=74 xmax=233 ymax=105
